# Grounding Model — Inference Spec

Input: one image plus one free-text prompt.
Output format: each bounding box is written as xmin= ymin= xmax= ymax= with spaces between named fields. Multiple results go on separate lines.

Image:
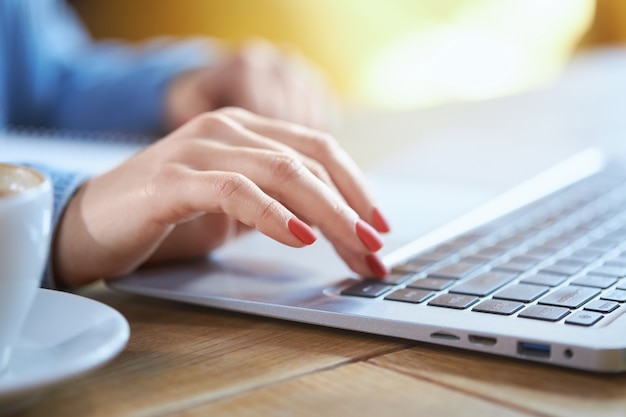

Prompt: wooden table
xmin=18 ymin=282 xmax=626 ymax=417
xmin=18 ymin=50 xmax=626 ymax=417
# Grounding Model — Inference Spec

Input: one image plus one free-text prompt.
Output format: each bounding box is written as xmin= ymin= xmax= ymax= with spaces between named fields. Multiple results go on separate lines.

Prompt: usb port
xmin=517 ymin=342 xmax=551 ymax=359
xmin=469 ymin=335 xmax=497 ymax=346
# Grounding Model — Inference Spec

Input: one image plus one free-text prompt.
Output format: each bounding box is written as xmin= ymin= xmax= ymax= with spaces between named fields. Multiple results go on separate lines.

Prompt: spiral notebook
xmin=0 ymin=127 xmax=150 ymax=173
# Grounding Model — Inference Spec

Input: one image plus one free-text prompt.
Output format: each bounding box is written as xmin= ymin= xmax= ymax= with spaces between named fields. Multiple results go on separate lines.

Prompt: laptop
xmin=5 ymin=50 xmax=626 ymax=373
xmin=107 ymin=144 xmax=626 ymax=373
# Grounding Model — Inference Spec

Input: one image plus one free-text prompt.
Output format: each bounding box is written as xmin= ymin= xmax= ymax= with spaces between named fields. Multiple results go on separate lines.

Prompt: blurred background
xmin=70 ymin=0 xmax=625 ymax=110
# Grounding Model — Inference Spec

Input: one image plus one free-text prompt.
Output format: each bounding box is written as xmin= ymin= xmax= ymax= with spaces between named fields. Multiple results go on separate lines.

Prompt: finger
xmin=146 ymin=213 xmax=236 ymax=264
xmin=178 ymin=113 xmax=337 ymax=190
xmin=278 ymin=44 xmax=333 ymax=130
xmin=215 ymin=108 xmax=391 ymax=233
xmin=150 ymin=165 xmax=317 ymax=248
xmin=272 ymin=54 xmax=310 ymax=127
xmin=334 ymin=245 xmax=389 ymax=279
xmin=235 ymin=41 xmax=289 ymax=120
xmin=188 ymin=145 xmax=386 ymax=276
xmin=182 ymin=144 xmax=382 ymax=256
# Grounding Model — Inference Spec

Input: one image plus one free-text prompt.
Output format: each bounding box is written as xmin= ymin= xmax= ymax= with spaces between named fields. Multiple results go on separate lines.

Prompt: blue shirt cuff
xmin=22 ymin=163 xmax=88 ymax=289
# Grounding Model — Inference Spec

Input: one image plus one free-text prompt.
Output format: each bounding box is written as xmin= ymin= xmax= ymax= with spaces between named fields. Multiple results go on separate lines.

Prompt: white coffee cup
xmin=0 ymin=163 xmax=52 ymax=374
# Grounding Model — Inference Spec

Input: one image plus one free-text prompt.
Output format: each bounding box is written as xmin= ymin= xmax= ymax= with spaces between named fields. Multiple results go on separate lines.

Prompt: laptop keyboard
xmin=340 ymin=165 xmax=626 ymax=327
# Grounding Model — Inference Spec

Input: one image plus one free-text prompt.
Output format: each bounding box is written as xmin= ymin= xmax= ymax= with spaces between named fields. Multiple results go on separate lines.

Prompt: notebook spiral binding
xmin=1 ymin=126 xmax=154 ymax=174
xmin=4 ymin=125 xmax=156 ymax=146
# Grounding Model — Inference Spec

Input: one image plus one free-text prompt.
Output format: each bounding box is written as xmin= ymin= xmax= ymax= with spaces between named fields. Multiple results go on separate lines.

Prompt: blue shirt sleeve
xmin=0 ymin=0 xmax=216 ymax=287
xmin=2 ymin=0 xmax=214 ymax=134
xmin=20 ymin=163 xmax=88 ymax=289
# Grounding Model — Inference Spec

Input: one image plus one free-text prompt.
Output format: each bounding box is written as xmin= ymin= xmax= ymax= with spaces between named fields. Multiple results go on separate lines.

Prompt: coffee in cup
xmin=0 ymin=163 xmax=52 ymax=374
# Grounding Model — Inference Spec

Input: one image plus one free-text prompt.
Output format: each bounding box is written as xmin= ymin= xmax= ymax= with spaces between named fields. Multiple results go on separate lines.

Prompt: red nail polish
xmin=366 ymin=254 xmax=388 ymax=278
xmin=288 ymin=217 xmax=317 ymax=245
xmin=355 ymin=219 xmax=383 ymax=252
xmin=372 ymin=207 xmax=391 ymax=233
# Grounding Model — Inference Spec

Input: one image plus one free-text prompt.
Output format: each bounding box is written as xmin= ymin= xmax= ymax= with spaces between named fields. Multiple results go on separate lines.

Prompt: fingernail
xmin=366 ymin=254 xmax=388 ymax=278
xmin=355 ymin=219 xmax=383 ymax=252
xmin=372 ymin=207 xmax=391 ymax=233
xmin=288 ymin=217 xmax=317 ymax=245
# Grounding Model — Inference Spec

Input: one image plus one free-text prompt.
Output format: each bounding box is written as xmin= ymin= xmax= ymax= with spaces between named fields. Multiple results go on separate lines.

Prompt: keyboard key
xmin=493 ymin=284 xmax=549 ymax=303
xmin=604 ymin=229 xmax=626 ymax=242
xmin=518 ymin=305 xmax=570 ymax=322
xmin=568 ymin=248 xmax=604 ymax=264
xmin=520 ymin=272 xmax=567 ymax=287
xmin=539 ymin=261 xmax=585 ymax=277
xmin=340 ymin=281 xmax=393 ymax=298
xmin=407 ymin=277 xmax=454 ymax=291
xmin=428 ymin=293 xmax=479 ymax=309
xmin=412 ymin=248 xmax=456 ymax=263
xmin=433 ymin=242 xmax=467 ymax=252
xmin=450 ymin=232 xmax=486 ymax=246
xmin=494 ymin=236 xmax=528 ymax=250
xmin=472 ymin=299 xmax=524 ymax=315
xmin=392 ymin=259 xmax=432 ymax=274
xmin=584 ymin=299 xmax=619 ymax=313
xmin=541 ymin=236 xmax=578 ymax=251
xmin=555 ymin=255 xmax=588 ymax=266
xmin=601 ymin=289 xmax=626 ymax=302
xmin=611 ymin=251 xmax=626 ymax=263
xmin=538 ymin=286 xmax=600 ymax=309
xmin=379 ymin=271 xmax=416 ymax=285
xmin=468 ymin=246 xmax=509 ymax=261
xmin=560 ymin=229 xmax=589 ymax=242
xmin=604 ymin=259 xmax=626 ymax=268
xmin=428 ymin=262 xmax=487 ymax=280
xmin=570 ymin=275 xmax=618 ymax=289
xmin=493 ymin=256 xmax=539 ymax=273
xmin=524 ymin=246 xmax=558 ymax=259
xmin=460 ymin=255 xmax=492 ymax=265
xmin=586 ymin=238 xmax=618 ymax=251
xmin=579 ymin=219 xmax=605 ymax=232
xmin=384 ymin=288 xmax=434 ymax=304
xmin=588 ymin=264 xmax=626 ymax=278
xmin=564 ymin=311 xmax=603 ymax=326
xmin=449 ymin=271 xmax=517 ymax=297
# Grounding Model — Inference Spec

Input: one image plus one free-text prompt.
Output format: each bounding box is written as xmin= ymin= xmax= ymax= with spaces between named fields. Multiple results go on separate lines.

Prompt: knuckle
xmin=142 ymin=164 xmax=191 ymax=224
xmin=256 ymin=199 xmax=281 ymax=227
xmin=156 ymin=137 xmax=210 ymax=165
xmin=268 ymin=153 xmax=305 ymax=182
xmin=215 ymin=173 xmax=250 ymax=201
xmin=146 ymin=163 xmax=181 ymax=196
xmin=237 ymin=40 xmax=275 ymax=65
xmin=305 ymin=130 xmax=338 ymax=160
xmin=172 ymin=137 xmax=206 ymax=158
xmin=306 ymin=160 xmax=331 ymax=183
xmin=230 ymin=49 xmax=258 ymax=73
xmin=189 ymin=112 xmax=236 ymax=135
xmin=217 ymin=106 xmax=251 ymax=120
xmin=236 ymin=47 xmax=257 ymax=65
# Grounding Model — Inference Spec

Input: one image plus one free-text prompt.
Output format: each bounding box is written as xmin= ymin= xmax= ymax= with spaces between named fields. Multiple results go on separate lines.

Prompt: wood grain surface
xmin=16 ymin=284 xmax=626 ymax=417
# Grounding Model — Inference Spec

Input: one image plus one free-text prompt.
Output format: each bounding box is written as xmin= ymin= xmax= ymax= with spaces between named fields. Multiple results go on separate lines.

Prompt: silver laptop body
xmin=110 ymin=149 xmax=626 ymax=373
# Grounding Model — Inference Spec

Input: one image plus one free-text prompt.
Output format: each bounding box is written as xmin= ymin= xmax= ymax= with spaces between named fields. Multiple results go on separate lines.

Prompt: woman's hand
xmin=165 ymin=39 xmax=335 ymax=132
xmin=53 ymin=107 xmax=390 ymax=287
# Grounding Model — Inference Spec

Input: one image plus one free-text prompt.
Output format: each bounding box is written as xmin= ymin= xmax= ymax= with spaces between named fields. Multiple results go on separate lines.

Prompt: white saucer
xmin=0 ymin=289 xmax=129 ymax=414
